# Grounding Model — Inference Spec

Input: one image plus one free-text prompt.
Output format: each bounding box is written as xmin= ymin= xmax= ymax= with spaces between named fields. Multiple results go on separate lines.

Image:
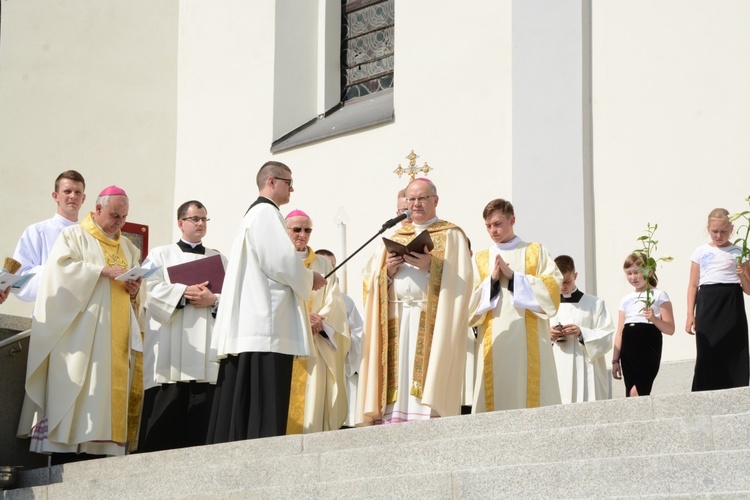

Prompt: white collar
xmin=492 ymin=235 xmax=521 ymax=251
xmin=413 ymin=216 xmax=438 ymax=232
xmin=180 ymin=239 xmax=202 ymax=248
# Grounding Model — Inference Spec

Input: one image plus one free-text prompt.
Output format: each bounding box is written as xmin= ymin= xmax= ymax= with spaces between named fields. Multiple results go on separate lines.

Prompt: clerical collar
xmin=245 ymin=196 xmax=278 ymax=215
xmin=296 ymin=248 xmax=309 ymax=259
xmin=413 ymin=216 xmax=438 ymax=232
xmin=492 ymin=235 xmax=521 ymax=251
xmin=561 ymin=289 xmax=584 ymax=303
xmin=177 ymin=239 xmax=206 ymax=254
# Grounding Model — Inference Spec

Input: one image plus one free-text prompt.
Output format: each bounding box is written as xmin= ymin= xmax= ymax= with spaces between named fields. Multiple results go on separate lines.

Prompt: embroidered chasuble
xmin=469 ymin=238 xmax=562 ymax=412
xmin=286 ymin=248 xmax=350 ymax=433
xmin=356 ymin=219 xmax=473 ymax=425
xmin=17 ymin=212 xmax=144 ymax=456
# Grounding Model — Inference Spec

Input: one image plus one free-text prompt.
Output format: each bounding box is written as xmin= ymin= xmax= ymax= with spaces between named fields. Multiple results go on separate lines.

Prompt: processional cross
xmin=393 ymin=150 xmax=433 ymax=181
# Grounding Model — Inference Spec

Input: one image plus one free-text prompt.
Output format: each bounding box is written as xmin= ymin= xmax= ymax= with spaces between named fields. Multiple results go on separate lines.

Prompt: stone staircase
xmin=3 ymin=387 xmax=750 ymax=499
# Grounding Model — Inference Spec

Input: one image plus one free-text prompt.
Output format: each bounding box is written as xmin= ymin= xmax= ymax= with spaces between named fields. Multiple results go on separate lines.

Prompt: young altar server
xmin=549 ymin=255 xmax=614 ymax=403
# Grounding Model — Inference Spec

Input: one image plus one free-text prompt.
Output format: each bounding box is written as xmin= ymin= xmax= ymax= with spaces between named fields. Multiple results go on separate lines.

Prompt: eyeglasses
xmin=405 ymin=195 xmax=434 ymax=205
xmin=181 ymin=217 xmax=210 ymax=224
xmin=274 ymin=176 xmax=294 ymax=188
xmin=290 ymin=227 xmax=313 ymax=234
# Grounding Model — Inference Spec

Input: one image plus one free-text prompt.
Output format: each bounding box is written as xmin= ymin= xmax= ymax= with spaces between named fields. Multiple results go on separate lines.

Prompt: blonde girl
xmin=686 ymin=208 xmax=750 ymax=391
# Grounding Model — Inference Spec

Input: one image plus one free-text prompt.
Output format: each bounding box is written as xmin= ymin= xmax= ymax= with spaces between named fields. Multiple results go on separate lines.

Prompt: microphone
xmin=381 ymin=210 xmax=412 ymax=229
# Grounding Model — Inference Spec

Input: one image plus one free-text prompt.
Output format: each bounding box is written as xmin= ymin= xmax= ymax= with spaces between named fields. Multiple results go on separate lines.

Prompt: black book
xmin=382 ymin=229 xmax=434 ymax=257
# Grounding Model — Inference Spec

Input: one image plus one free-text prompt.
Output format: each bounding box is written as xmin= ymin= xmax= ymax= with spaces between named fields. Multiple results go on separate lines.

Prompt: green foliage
xmin=633 ymin=223 xmax=673 ymax=312
xmin=729 ymin=195 xmax=750 ymax=264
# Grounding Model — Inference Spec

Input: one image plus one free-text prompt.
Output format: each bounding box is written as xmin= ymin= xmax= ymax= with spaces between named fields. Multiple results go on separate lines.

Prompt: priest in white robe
xmin=357 ymin=178 xmax=473 ymax=425
xmin=470 ymin=198 xmax=562 ymax=413
xmin=138 ymin=200 xmax=227 ymax=452
xmin=207 ymin=161 xmax=326 ymax=442
xmin=17 ymin=186 xmax=144 ymax=457
xmin=550 ymin=255 xmax=614 ymax=403
xmin=12 ymin=170 xmax=86 ymax=302
xmin=284 ymin=211 xmax=350 ymax=434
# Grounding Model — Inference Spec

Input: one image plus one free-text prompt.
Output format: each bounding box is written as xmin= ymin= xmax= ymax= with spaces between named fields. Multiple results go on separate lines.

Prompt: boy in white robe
xmin=550 ymin=255 xmax=614 ymax=403
xmin=12 ymin=170 xmax=86 ymax=302
xmin=138 ymin=200 xmax=227 ymax=451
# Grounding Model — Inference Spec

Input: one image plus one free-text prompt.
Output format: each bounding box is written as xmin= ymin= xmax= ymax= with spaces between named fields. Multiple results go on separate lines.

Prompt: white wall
xmin=2 ymin=0 xmax=749 ymax=367
xmin=0 ymin=0 xmax=180 ymax=318
xmin=592 ymin=0 xmax=750 ymax=361
xmin=173 ymin=0 xmax=514 ymax=305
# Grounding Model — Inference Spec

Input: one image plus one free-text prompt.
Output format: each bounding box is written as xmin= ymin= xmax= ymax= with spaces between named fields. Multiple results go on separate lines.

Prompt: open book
xmin=382 ymin=229 xmax=434 ymax=257
xmin=0 ymin=271 xmax=31 ymax=291
xmin=115 ymin=266 xmax=160 ymax=282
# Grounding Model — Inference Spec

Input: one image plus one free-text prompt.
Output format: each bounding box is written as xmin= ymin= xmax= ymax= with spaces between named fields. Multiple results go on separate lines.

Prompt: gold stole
xmin=80 ymin=213 xmax=133 ymax=444
xmin=477 ymin=243 xmax=542 ymax=411
xmin=286 ymin=249 xmax=318 ymax=434
xmin=379 ymin=221 xmax=455 ymax=408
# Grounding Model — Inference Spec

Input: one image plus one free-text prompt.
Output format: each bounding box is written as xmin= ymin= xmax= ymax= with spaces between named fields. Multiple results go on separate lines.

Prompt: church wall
xmin=0 ymin=0 xmax=180 ymax=318
xmin=170 ymin=0 xmax=514 ymax=296
xmin=2 ymin=0 xmax=748 ymax=367
xmin=591 ymin=0 xmax=750 ymax=362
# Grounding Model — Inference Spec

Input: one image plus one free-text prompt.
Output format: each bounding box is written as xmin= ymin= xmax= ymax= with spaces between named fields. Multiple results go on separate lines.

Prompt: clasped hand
xmin=309 ymin=312 xmax=326 ymax=333
xmin=549 ymin=323 xmax=581 ymax=341
xmin=185 ymin=281 xmax=216 ymax=307
xmin=491 ymin=255 xmax=513 ymax=282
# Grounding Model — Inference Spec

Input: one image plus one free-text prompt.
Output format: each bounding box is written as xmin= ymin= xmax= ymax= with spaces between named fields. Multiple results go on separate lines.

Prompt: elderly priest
xmin=17 ymin=185 xmax=144 ymax=458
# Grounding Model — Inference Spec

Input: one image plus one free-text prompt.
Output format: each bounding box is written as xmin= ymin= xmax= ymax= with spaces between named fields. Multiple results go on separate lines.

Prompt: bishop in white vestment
xmin=17 ymin=188 xmax=144 ymax=457
xmin=285 ymin=210 xmax=350 ymax=433
xmin=357 ymin=179 xmax=473 ymax=425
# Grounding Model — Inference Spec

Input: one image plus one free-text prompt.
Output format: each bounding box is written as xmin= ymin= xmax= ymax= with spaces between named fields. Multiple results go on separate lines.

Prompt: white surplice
xmin=141 ymin=244 xmax=227 ymax=389
xmin=550 ymin=292 xmax=614 ymax=403
xmin=12 ymin=214 xmax=77 ymax=302
xmin=210 ymin=199 xmax=314 ymax=360
xmin=342 ymin=292 xmax=364 ymax=427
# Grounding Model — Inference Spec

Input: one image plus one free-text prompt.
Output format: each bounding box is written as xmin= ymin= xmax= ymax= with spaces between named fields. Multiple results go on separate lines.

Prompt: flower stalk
xmin=729 ymin=195 xmax=750 ymax=264
xmin=633 ymin=223 xmax=673 ymax=312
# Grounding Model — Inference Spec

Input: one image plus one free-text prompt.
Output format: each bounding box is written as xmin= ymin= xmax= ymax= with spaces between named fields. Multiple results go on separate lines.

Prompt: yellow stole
xmin=378 ymin=220 xmax=457 ymax=407
xmin=286 ymin=248 xmax=318 ymax=434
xmin=477 ymin=243 xmax=543 ymax=410
xmin=80 ymin=213 xmax=132 ymax=444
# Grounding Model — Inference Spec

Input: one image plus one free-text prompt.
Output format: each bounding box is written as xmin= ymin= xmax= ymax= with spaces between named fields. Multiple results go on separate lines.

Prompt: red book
xmin=167 ymin=254 xmax=225 ymax=293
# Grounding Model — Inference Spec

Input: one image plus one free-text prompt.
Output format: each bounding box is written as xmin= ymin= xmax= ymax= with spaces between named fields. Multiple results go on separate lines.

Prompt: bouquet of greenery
xmin=729 ymin=195 xmax=750 ymax=264
xmin=634 ymin=223 xmax=673 ymax=311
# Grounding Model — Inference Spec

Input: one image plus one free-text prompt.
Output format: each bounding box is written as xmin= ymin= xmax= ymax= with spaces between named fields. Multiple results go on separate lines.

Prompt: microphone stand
xmin=325 ymin=224 xmax=392 ymax=279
